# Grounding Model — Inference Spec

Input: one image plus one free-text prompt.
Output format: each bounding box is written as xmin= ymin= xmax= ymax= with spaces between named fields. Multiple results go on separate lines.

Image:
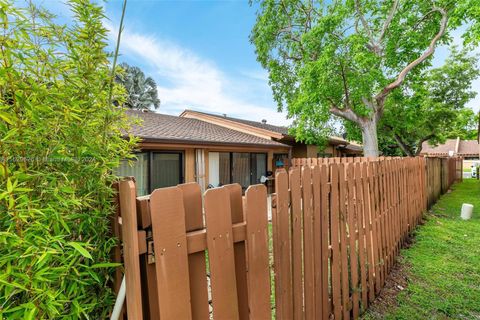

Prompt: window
xmin=251 ymin=153 xmax=267 ymax=184
xmin=208 ymin=152 xmax=267 ymax=190
xmin=116 ymin=151 xmax=183 ymax=196
xmin=208 ymin=152 xmax=230 ymax=187
xmin=151 ymin=153 xmax=182 ymax=190
xmin=116 ymin=153 xmax=149 ymax=196
xmin=232 ymin=152 xmax=250 ymax=190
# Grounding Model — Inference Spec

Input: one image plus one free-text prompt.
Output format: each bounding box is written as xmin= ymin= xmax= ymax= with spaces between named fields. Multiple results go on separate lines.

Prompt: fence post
xmin=118 ymin=180 xmax=144 ymax=319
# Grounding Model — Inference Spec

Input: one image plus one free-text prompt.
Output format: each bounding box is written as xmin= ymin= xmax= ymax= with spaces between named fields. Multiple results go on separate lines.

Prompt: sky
xmin=28 ymin=0 xmax=480 ymax=126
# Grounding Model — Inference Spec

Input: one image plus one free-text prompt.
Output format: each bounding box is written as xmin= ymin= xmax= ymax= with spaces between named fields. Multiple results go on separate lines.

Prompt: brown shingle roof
xmin=421 ymin=139 xmax=479 ymax=156
xmin=182 ymin=109 xmax=289 ymax=135
xmin=421 ymin=139 xmax=457 ymax=154
xmin=181 ymin=109 xmax=355 ymax=146
xmin=458 ymin=140 xmax=480 ymax=156
xmin=125 ymin=109 xmax=289 ymax=148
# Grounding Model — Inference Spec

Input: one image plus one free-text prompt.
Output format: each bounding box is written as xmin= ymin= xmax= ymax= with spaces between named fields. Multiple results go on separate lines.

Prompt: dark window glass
xmin=232 ymin=152 xmax=250 ymax=190
xmin=251 ymin=153 xmax=267 ymax=184
xmin=219 ymin=152 xmax=231 ymax=186
xmin=151 ymin=153 xmax=182 ymax=190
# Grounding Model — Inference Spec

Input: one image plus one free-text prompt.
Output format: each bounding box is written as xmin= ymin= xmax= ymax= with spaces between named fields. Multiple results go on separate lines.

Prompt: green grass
xmin=364 ymin=179 xmax=480 ymax=319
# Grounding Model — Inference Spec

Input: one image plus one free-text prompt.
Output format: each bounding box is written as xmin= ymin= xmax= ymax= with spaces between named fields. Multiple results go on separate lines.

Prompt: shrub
xmin=0 ymin=0 xmax=136 ymax=317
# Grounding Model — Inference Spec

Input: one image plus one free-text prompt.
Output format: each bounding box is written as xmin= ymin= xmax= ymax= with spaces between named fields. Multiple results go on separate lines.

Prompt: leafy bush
xmin=0 ymin=0 xmax=136 ymax=318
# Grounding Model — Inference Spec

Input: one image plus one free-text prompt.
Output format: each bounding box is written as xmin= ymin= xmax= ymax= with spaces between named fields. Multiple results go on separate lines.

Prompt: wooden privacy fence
xmin=276 ymin=157 xmax=428 ymax=319
xmin=425 ymin=157 xmax=463 ymax=208
xmin=114 ymin=156 xmax=460 ymax=320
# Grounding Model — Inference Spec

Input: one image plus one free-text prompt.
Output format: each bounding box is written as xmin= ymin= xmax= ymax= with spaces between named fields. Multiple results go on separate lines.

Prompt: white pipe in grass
xmin=461 ymin=203 xmax=474 ymax=220
xmin=111 ymin=275 xmax=126 ymax=320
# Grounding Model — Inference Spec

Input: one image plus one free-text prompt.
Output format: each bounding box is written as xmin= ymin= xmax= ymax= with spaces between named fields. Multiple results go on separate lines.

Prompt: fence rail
xmin=114 ymin=156 xmax=461 ymax=319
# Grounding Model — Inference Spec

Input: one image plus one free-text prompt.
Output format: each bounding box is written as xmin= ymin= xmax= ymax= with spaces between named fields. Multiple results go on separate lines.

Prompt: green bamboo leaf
xmin=0 ymin=111 xmax=14 ymax=125
xmin=68 ymin=242 xmax=93 ymax=260
xmin=91 ymin=262 xmax=121 ymax=268
xmin=24 ymin=306 xmax=37 ymax=320
xmin=6 ymin=178 xmax=13 ymax=193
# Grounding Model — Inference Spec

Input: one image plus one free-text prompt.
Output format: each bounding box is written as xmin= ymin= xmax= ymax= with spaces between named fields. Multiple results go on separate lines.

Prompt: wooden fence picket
xmin=330 ymin=163 xmax=342 ymax=319
xmin=302 ymin=166 xmax=316 ymax=320
xmin=245 ymin=185 xmax=272 ymax=319
xmin=361 ymin=162 xmax=375 ymax=304
xmin=354 ymin=162 xmax=368 ymax=311
xmin=312 ymin=165 xmax=323 ymax=319
xmin=150 ymin=186 xmax=191 ymax=319
xmin=118 ymin=180 xmax=144 ymax=320
xmin=320 ymin=164 xmax=331 ymax=319
xmin=178 ymin=183 xmax=209 ymax=320
xmin=338 ymin=163 xmax=351 ymax=320
xmin=224 ymin=184 xmax=249 ymax=320
xmin=204 ymin=187 xmax=240 ymax=320
xmin=346 ymin=163 xmax=360 ymax=318
xmin=274 ymin=169 xmax=293 ymax=319
xmin=289 ymin=167 xmax=304 ymax=320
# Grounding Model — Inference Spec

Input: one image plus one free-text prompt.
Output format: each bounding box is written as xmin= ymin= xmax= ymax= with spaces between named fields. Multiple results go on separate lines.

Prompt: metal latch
xmin=146 ymin=230 xmax=155 ymax=264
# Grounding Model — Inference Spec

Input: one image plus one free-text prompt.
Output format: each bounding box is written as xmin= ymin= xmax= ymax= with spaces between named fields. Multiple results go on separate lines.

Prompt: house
xmin=118 ymin=109 xmax=290 ymax=195
xmin=180 ymin=110 xmax=363 ymax=165
xmin=117 ymin=109 xmax=363 ymax=196
xmin=420 ymin=137 xmax=480 ymax=169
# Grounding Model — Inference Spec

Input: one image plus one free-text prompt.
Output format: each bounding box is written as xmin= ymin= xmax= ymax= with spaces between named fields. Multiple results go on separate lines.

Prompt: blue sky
xmin=29 ymin=1 xmax=480 ymax=125
xmin=103 ymin=0 xmax=290 ymax=124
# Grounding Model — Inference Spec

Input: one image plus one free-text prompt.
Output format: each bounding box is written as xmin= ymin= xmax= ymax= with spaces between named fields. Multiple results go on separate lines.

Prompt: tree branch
xmin=414 ymin=134 xmax=435 ymax=156
xmin=384 ymin=124 xmax=413 ymax=156
xmin=392 ymin=133 xmax=414 ymax=156
xmin=375 ymin=7 xmax=448 ymax=109
xmin=330 ymin=105 xmax=362 ymax=123
xmin=339 ymin=60 xmax=351 ymax=108
xmin=354 ymin=0 xmax=375 ymax=45
xmin=378 ymin=0 xmax=399 ymax=42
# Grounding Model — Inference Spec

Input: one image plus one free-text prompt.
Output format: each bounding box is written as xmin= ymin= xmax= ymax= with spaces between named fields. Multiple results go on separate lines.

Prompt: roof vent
xmin=261 ymin=119 xmax=267 ymax=124
xmin=223 ymin=113 xmax=227 ymax=118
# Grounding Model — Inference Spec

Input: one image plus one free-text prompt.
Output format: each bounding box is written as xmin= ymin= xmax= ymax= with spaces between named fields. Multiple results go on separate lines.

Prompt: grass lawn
xmin=364 ymin=179 xmax=480 ymax=319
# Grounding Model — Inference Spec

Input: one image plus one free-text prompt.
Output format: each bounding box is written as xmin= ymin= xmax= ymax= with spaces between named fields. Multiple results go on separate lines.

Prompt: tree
xmin=250 ymin=0 xmax=479 ymax=156
xmin=116 ymin=62 xmax=161 ymax=109
xmin=0 ymin=0 xmax=136 ymax=317
xmin=381 ymin=48 xmax=478 ymax=156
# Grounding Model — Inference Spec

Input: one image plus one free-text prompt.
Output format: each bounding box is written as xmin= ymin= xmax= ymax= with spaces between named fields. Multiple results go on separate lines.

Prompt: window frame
xmin=149 ymin=151 xmax=184 ymax=192
xmin=209 ymin=151 xmax=268 ymax=188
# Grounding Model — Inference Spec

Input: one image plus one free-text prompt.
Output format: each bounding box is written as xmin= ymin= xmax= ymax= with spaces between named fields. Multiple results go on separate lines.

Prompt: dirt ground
xmin=363 ymin=237 xmax=415 ymax=319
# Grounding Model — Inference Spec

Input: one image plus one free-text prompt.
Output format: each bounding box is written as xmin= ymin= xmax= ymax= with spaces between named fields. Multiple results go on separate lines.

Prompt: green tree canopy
xmin=345 ymin=48 xmax=479 ymax=156
xmin=116 ymin=62 xmax=161 ymax=110
xmin=382 ymin=48 xmax=478 ymax=156
xmin=251 ymin=0 xmax=480 ymax=156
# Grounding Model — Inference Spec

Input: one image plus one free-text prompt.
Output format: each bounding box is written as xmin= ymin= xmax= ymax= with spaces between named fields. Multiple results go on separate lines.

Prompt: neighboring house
xmin=421 ymin=137 xmax=480 ymax=169
xmin=118 ymin=109 xmax=290 ymax=195
xmin=118 ymin=109 xmax=363 ymax=196
xmin=180 ymin=110 xmax=363 ymax=169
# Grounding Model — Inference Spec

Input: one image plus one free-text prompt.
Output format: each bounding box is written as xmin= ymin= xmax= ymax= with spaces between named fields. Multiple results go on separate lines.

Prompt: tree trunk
xmin=393 ymin=134 xmax=414 ymax=156
xmin=360 ymin=119 xmax=379 ymax=157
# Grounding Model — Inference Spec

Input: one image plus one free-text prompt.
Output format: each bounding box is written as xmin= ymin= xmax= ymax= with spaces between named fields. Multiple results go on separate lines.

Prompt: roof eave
xmin=134 ymin=136 xmax=291 ymax=149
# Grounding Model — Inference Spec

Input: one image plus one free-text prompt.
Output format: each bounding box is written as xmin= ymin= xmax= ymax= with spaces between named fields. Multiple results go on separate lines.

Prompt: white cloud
xmin=108 ymin=23 xmax=290 ymax=126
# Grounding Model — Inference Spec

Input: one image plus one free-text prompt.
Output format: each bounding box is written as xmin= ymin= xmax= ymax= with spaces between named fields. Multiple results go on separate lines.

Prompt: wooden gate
xmin=115 ymin=182 xmax=271 ymax=319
